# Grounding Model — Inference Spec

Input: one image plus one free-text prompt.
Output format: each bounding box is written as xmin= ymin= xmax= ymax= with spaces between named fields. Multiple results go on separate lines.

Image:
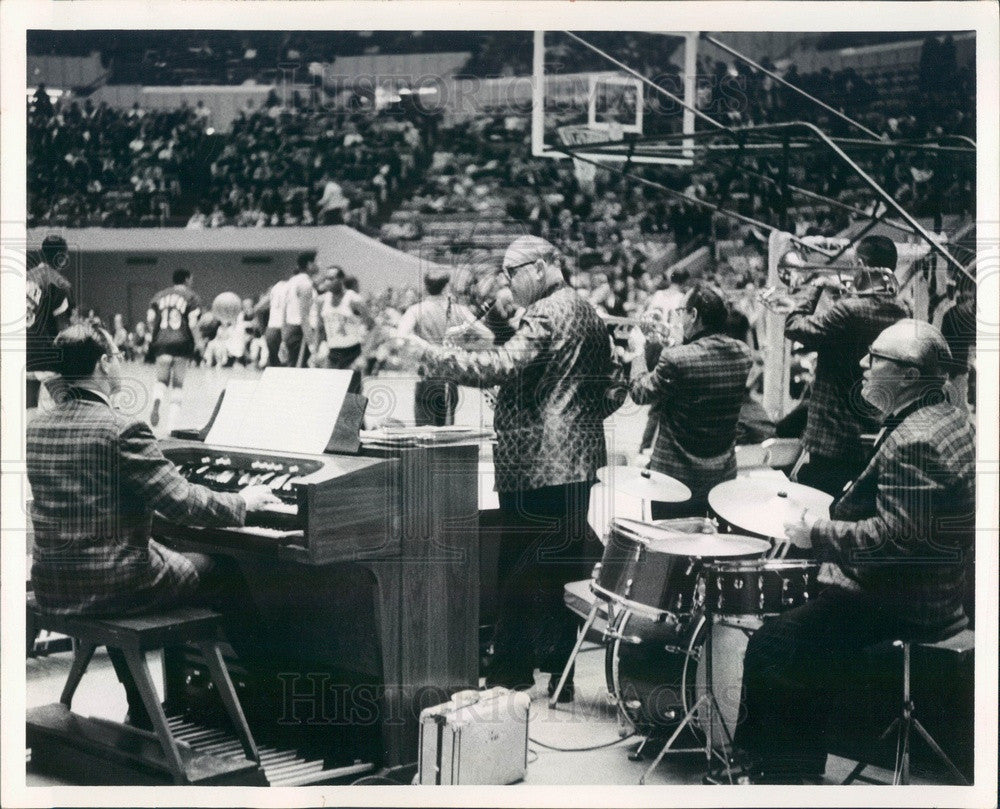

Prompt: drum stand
xmin=549 ymin=582 xmax=624 ymax=710
xmin=639 ymin=614 xmax=738 ymax=785
xmin=549 ymin=593 xmax=602 ymax=709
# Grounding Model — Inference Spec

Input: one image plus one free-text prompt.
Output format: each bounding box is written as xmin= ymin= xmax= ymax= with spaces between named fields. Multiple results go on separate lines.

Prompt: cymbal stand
xmin=549 ymin=581 xmax=620 ymax=709
xmin=639 ymin=614 xmax=737 ymax=785
xmin=770 ymin=538 xmax=792 ymax=559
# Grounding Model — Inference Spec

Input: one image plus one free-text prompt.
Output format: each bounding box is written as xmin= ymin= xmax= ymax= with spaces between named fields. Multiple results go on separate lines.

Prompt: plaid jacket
xmin=785 ymin=287 xmax=908 ymax=463
xmin=630 ymin=332 xmax=752 ymax=500
xmin=422 ymin=285 xmax=614 ymax=492
xmin=810 ymin=401 xmax=975 ymax=632
xmin=28 ymin=388 xmax=246 ymax=615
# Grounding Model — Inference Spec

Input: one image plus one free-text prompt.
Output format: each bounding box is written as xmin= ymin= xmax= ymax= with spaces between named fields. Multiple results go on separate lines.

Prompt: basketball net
xmin=557 ymin=123 xmax=623 ymax=193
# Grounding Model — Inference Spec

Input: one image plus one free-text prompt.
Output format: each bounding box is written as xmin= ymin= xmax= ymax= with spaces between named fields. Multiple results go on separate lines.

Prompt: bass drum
xmin=605 ymin=609 xmax=700 ymax=732
xmin=689 ymin=615 xmax=760 ymax=749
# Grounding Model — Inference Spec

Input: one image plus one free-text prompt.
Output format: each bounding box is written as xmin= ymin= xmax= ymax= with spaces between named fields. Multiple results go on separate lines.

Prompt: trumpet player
xmin=626 ymin=284 xmax=752 ymax=519
xmin=785 ymin=235 xmax=908 ymax=497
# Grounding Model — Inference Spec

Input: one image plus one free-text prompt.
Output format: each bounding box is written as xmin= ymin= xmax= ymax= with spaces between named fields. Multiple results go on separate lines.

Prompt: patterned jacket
xmin=28 ymin=388 xmax=246 ymax=615
xmin=421 ymin=285 xmax=614 ymax=492
xmin=630 ymin=332 xmax=752 ymax=501
xmin=785 ymin=287 xmax=908 ymax=464
xmin=809 ymin=400 xmax=975 ymax=633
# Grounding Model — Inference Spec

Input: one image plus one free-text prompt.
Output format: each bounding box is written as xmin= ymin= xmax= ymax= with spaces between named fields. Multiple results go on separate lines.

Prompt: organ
xmin=152 ymin=370 xmax=483 ymax=783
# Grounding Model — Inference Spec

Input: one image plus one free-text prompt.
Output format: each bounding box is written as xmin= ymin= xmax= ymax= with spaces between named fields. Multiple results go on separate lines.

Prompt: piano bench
xmin=26 ymin=596 xmax=264 ymax=786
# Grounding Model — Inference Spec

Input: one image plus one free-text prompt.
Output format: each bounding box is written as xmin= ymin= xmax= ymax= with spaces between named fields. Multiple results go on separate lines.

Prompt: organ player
xmin=732 ymin=320 xmax=975 ymax=784
xmin=27 ymin=323 xmax=279 ymax=730
xmin=784 ymin=235 xmax=908 ymax=496
xmin=395 ymin=236 xmax=622 ymax=701
xmin=625 ymin=284 xmax=752 ymax=519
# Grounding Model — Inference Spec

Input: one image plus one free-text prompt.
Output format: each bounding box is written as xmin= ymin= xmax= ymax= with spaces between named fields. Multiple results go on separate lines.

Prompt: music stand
xmin=638 ymin=612 xmax=739 ymax=785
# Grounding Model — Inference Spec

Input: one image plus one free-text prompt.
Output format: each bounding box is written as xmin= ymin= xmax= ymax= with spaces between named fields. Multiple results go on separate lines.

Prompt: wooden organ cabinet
xmin=150 ymin=371 xmax=482 ymax=784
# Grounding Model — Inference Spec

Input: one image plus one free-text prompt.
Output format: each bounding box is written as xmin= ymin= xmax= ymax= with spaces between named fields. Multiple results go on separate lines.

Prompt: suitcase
xmin=417 ymin=687 xmax=531 ymax=785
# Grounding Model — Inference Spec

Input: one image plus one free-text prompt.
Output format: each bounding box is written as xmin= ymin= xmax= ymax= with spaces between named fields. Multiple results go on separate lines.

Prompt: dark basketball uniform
xmin=149 ymin=285 xmax=202 ymax=360
xmin=26 ymin=264 xmax=74 ymax=373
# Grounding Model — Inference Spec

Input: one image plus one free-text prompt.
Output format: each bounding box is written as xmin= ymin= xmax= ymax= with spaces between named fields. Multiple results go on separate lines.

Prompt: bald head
xmin=501 ymin=236 xmax=564 ymax=307
xmin=503 ymin=235 xmax=557 ymax=269
xmin=874 ymin=319 xmax=952 ymax=380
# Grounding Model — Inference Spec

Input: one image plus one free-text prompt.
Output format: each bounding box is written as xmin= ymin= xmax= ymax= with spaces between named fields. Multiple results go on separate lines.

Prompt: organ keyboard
xmin=160 ymin=440 xmax=399 ymax=561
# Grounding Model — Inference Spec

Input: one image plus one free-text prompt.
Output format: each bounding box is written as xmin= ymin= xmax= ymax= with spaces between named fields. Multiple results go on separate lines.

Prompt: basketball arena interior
xmin=11 ymin=23 xmax=996 ymax=797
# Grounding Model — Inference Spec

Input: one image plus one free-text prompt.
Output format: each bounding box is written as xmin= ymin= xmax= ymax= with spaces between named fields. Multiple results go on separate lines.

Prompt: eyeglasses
xmin=865 ymin=349 xmax=921 ymax=368
xmin=499 ymin=258 xmax=538 ymax=280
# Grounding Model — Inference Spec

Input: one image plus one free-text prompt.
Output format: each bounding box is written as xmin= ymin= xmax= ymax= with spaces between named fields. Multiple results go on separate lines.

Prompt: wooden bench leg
xmin=27 ymin=609 xmax=39 ymax=657
xmin=60 ymin=641 xmax=97 ymax=709
xmin=121 ymin=646 xmax=189 ymax=784
xmin=195 ymin=641 xmax=260 ymax=765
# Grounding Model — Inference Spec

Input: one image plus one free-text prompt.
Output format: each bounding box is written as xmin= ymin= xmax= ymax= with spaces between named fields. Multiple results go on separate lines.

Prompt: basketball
xmin=211 ymin=291 xmax=242 ymax=324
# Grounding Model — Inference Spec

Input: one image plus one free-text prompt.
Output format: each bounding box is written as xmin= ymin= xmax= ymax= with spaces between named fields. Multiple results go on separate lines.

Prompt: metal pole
xmin=531 ymin=31 xmax=546 ymax=158
xmin=695 ymin=149 xmax=920 ymax=236
xmin=756 ymin=122 xmax=970 ymax=279
xmin=779 ymin=133 xmax=791 ymax=233
xmin=701 ymin=33 xmax=882 ymax=140
xmin=683 ymin=32 xmax=699 ymax=158
xmin=552 ymin=145 xmax=838 ymax=257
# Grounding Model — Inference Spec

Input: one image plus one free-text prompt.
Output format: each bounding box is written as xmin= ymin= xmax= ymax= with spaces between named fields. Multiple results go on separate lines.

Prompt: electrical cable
xmin=528 ymin=732 xmax=638 ymax=753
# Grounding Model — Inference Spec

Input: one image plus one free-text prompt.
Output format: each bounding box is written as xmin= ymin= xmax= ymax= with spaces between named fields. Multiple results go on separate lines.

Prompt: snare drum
xmin=595 ymin=518 xmax=769 ymax=619
xmin=708 ymin=559 xmax=820 ymax=616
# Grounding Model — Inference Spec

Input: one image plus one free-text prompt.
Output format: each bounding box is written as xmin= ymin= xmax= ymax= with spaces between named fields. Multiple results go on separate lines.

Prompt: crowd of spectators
xmin=27 ymin=89 xmax=216 ymax=227
xmin=187 ymin=98 xmax=428 ymax=230
xmin=29 ymin=28 xmax=974 ymax=235
xmin=27 ymin=86 xmax=430 ymax=231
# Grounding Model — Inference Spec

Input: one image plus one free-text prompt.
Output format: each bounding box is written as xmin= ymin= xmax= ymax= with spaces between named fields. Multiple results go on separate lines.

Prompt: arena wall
xmin=27 ymin=226 xmax=447 ymax=328
xmin=27 ymin=52 xmax=106 ymax=90
xmin=88 ymin=84 xmax=277 ymax=131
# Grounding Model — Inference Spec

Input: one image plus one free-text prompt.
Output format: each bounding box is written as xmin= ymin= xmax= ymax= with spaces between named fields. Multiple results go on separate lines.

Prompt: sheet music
xmin=203 ymin=378 xmax=261 ymax=449
xmin=206 ymin=368 xmax=352 ymax=455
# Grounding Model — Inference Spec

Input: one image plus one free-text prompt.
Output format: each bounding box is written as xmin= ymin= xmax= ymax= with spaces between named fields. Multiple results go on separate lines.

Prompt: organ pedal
xmin=166 ymin=715 xmax=375 ymax=786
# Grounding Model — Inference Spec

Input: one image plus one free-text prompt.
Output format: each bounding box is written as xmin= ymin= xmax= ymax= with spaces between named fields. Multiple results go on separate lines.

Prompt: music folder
xmin=185 ymin=368 xmax=367 ymax=454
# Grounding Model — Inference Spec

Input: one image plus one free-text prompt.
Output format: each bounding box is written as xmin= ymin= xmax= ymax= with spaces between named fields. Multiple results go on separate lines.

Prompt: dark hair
xmin=856 ymin=235 xmax=898 ymax=272
xmin=344 ymin=275 xmax=359 ymax=292
xmin=670 ymin=268 xmax=691 ymax=286
xmin=687 ymin=283 xmax=729 ymax=334
xmin=424 ymin=272 xmax=450 ymax=296
xmin=54 ymin=323 xmax=114 ymax=381
xmin=173 ymin=268 xmax=191 ymax=285
xmin=724 ymin=308 xmax=751 ymax=344
xmin=297 ymin=251 xmax=317 ymax=270
xmin=41 ymin=235 xmax=68 ymax=270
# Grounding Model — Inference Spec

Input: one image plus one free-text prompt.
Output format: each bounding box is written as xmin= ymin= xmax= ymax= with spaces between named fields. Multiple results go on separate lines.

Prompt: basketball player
xmin=26 ymin=235 xmax=74 ymax=410
xmin=147 ymin=269 xmax=203 ymax=430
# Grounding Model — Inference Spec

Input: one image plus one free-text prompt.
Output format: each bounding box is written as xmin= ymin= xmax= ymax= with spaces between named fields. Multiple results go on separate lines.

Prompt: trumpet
xmin=601 ymin=311 xmax=677 ymax=346
xmin=757 ymin=250 xmax=899 ymax=314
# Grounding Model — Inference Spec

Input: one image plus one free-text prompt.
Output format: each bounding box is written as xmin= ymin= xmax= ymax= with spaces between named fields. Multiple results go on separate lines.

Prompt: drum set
xmin=550 ymin=467 xmax=831 ymax=784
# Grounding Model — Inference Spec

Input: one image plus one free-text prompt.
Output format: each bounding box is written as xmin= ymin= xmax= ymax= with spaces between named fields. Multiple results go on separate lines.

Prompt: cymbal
xmin=613 ymin=518 xmax=770 ymax=558
xmin=708 ymin=478 xmax=833 ymax=543
xmin=597 ymin=466 xmax=692 ymax=503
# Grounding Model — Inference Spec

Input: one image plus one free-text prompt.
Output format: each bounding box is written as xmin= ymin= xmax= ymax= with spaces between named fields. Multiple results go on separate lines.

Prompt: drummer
xmin=626 ymin=284 xmax=752 ymax=518
xmin=731 ymin=320 xmax=975 ymax=784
